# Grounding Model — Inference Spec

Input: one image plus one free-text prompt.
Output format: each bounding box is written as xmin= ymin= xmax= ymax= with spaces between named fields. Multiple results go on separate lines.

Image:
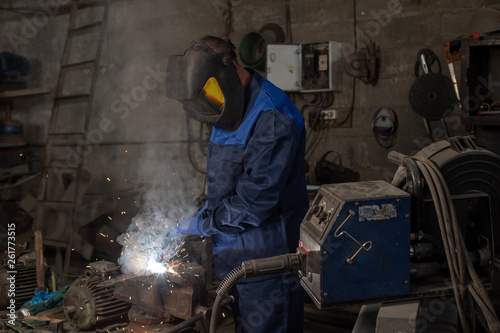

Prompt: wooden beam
xmin=34 ymin=231 xmax=45 ymax=291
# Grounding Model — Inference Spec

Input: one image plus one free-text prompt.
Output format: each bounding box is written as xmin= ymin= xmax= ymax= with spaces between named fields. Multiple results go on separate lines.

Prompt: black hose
xmin=209 ymin=266 xmax=245 ymax=333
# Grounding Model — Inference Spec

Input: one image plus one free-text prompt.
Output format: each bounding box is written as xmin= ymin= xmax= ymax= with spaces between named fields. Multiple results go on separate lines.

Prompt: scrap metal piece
xmin=114 ymin=262 xmax=207 ymax=322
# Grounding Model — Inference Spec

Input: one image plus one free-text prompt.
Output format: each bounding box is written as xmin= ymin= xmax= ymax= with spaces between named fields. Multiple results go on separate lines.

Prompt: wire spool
xmin=416 ymin=136 xmax=500 ymax=255
xmin=259 ymin=23 xmax=285 ymax=44
xmin=239 ymin=23 xmax=284 ymax=72
xmin=409 ymin=72 xmax=457 ymax=120
xmin=372 ymin=107 xmax=398 ymax=148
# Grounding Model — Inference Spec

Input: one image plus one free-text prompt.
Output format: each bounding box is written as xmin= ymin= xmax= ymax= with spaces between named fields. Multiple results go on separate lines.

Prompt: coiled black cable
xmin=372 ymin=107 xmax=398 ymax=149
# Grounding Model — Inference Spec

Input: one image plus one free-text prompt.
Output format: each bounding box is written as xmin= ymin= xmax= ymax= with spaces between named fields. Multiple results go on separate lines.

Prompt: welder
xmin=165 ymin=35 xmax=308 ymax=332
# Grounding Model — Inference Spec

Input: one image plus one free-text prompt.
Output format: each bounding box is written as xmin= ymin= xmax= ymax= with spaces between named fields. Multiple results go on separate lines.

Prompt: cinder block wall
xmin=0 ymin=0 xmax=499 ymax=230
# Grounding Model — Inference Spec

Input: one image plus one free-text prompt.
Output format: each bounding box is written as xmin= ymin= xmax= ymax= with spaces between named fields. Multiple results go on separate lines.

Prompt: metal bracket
xmin=334 ymin=210 xmax=373 ymax=264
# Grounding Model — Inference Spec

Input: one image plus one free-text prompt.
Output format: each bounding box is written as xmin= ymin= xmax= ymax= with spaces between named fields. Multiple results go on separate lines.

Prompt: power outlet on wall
xmin=308 ymin=108 xmax=352 ymax=129
xmin=322 ymin=109 xmax=337 ymax=127
xmin=320 ymin=109 xmax=337 ymax=120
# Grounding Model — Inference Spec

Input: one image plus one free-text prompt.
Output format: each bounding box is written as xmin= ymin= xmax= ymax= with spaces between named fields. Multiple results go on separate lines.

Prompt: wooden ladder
xmin=34 ymin=0 xmax=109 ymax=279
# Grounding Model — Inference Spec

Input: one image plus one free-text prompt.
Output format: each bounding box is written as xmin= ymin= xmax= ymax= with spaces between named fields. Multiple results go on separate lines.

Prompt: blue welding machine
xmin=299 ymin=180 xmax=411 ymax=308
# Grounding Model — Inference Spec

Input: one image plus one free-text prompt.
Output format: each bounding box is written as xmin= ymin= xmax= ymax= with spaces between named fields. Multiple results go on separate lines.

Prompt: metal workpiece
xmin=113 ymin=261 xmax=207 ymax=329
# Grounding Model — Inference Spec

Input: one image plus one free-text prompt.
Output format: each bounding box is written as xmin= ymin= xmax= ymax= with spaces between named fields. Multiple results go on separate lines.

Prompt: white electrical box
xmin=266 ymin=41 xmax=342 ymax=93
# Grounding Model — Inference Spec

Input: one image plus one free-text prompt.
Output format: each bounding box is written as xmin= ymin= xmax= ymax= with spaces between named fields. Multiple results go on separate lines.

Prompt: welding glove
xmin=170 ymin=204 xmax=211 ymax=237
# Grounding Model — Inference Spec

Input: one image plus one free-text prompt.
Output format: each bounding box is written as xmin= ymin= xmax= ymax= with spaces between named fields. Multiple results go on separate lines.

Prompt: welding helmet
xmin=165 ymin=42 xmax=245 ymax=131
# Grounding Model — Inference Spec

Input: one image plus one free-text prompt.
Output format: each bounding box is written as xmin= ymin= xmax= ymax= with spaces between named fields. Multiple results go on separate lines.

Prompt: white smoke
xmin=116 ymin=144 xmax=201 ymax=276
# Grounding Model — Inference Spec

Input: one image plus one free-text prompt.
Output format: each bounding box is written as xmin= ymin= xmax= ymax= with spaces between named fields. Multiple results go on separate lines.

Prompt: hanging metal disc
xmin=409 ymin=73 xmax=457 ymax=119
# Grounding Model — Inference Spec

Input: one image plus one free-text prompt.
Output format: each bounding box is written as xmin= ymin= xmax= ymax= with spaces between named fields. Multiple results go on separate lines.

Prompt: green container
xmin=239 ymin=32 xmax=273 ymax=72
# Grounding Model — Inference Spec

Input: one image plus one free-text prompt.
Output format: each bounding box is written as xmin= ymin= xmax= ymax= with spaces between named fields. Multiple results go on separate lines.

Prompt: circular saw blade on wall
xmin=409 ymin=72 xmax=458 ymax=120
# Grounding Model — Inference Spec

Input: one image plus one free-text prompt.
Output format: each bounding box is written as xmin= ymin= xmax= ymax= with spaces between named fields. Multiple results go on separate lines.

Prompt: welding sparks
xmin=116 ymin=192 xmax=198 ymax=276
xmin=146 ymin=260 xmax=167 ymax=274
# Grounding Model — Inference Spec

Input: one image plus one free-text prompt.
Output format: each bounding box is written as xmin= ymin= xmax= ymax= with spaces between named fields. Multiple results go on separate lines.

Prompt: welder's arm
xmin=201 ymin=110 xmax=301 ymax=234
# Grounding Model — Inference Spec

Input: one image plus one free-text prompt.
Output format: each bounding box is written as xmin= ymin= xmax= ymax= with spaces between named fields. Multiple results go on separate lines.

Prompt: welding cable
xmin=495 ymin=258 xmax=500 ymax=271
xmin=305 ymin=125 xmax=326 ymax=161
xmin=422 ymin=158 xmax=469 ymax=320
xmin=335 ymin=0 xmax=358 ymax=128
xmin=390 ymin=151 xmax=481 ymax=331
xmin=418 ymin=161 xmax=469 ymax=332
xmin=209 ymin=266 xmax=245 ymax=333
xmin=417 ymin=159 xmax=465 ymax=283
xmin=426 ymin=155 xmax=500 ymax=332
xmin=426 ymin=156 xmax=500 ymax=333
xmin=331 ymin=77 xmax=355 ymax=128
xmin=303 ymin=93 xmax=333 ymax=160
xmin=413 ymin=156 xmax=500 ymax=332
xmin=413 ymin=158 xmax=469 ymax=332
xmin=416 ymin=158 xmax=472 ymax=292
xmin=304 ymin=114 xmax=325 ymax=160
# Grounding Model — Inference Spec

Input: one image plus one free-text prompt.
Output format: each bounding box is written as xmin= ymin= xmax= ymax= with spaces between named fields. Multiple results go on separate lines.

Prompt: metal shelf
xmin=464 ymin=116 xmax=500 ymax=127
xmin=0 ymin=134 xmax=26 ymax=148
xmin=0 ymin=87 xmax=51 ymax=99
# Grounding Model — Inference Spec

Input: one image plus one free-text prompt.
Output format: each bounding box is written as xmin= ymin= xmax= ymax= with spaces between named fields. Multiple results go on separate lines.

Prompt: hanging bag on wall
xmin=314 ymin=151 xmax=360 ymax=184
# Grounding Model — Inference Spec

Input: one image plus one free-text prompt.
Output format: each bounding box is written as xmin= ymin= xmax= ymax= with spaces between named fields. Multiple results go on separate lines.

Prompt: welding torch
xmin=209 ymin=251 xmax=305 ymax=333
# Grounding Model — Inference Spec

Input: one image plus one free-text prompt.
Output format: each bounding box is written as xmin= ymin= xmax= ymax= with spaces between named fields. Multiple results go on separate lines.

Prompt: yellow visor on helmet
xmin=200 ymin=77 xmax=225 ymax=111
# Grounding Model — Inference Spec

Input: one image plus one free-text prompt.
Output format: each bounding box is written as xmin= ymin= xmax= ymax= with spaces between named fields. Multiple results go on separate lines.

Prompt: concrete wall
xmin=1 ymin=0 xmax=499 ymax=232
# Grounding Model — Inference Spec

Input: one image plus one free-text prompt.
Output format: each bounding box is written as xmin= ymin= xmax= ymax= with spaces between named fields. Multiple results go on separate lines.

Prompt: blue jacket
xmin=185 ymin=70 xmax=308 ymax=280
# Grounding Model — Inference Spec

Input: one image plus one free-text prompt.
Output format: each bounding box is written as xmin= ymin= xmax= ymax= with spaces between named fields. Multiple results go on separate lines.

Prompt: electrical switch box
xmin=266 ymin=41 xmax=342 ymax=93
